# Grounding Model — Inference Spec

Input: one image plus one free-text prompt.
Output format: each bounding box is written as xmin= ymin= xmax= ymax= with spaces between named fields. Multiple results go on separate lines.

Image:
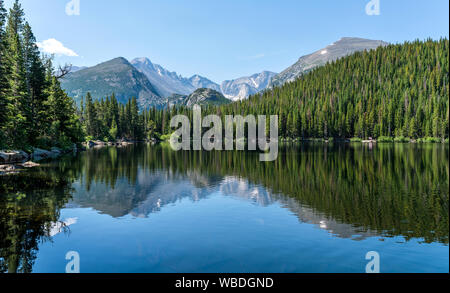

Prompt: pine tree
xmin=109 ymin=119 xmax=118 ymax=140
xmin=84 ymin=92 xmax=97 ymax=138
xmin=22 ymin=21 xmax=47 ymax=144
xmin=0 ymin=0 xmax=8 ymax=143
xmin=46 ymin=76 xmax=80 ymax=144
xmin=3 ymin=0 xmax=27 ymax=147
xmin=0 ymin=1 xmax=84 ymax=148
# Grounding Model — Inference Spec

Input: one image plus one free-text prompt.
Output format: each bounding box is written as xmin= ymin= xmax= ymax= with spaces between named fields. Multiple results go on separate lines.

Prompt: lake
xmin=0 ymin=143 xmax=448 ymax=273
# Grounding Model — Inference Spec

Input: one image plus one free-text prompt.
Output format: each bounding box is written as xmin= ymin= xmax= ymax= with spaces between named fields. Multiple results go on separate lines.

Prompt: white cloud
xmin=36 ymin=38 xmax=78 ymax=57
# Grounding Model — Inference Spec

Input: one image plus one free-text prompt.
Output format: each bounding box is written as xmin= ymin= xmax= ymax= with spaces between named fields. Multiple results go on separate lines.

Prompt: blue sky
xmin=4 ymin=0 xmax=449 ymax=83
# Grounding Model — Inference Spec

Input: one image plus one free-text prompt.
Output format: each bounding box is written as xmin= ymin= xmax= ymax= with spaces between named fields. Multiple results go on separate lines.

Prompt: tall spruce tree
xmin=0 ymin=0 xmax=8 ymax=144
xmin=46 ymin=76 xmax=81 ymax=144
xmin=4 ymin=0 xmax=27 ymax=147
xmin=22 ymin=21 xmax=47 ymax=143
xmin=84 ymin=92 xmax=97 ymax=138
xmin=0 ymin=0 xmax=84 ymax=149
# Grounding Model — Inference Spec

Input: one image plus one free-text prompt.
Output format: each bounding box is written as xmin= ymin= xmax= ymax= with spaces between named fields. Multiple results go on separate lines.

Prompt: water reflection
xmin=67 ymin=143 xmax=448 ymax=243
xmin=0 ymin=171 xmax=74 ymax=273
xmin=0 ymin=143 xmax=448 ymax=272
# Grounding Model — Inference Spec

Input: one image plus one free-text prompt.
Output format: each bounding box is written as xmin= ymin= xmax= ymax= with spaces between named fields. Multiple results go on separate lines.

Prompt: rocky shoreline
xmin=0 ymin=147 xmax=76 ymax=175
xmin=81 ymin=139 xmax=138 ymax=148
xmin=0 ymin=139 xmax=154 ymax=175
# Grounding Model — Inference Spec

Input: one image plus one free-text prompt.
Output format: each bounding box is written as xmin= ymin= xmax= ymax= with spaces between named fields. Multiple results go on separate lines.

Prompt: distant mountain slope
xmin=61 ymin=57 xmax=162 ymax=109
xmin=166 ymin=88 xmax=231 ymax=108
xmin=269 ymin=37 xmax=389 ymax=88
xmin=70 ymin=66 xmax=87 ymax=73
xmin=131 ymin=57 xmax=194 ymax=97
xmin=131 ymin=57 xmax=220 ymax=97
xmin=165 ymin=94 xmax=187 ymax=107
xmin=221 ymin=71 xmax=277 ymax=101
xmin=188 ymin=75 xmax=221 ymax=93
xmin=184 ymin=88 xmax=230 ymax=107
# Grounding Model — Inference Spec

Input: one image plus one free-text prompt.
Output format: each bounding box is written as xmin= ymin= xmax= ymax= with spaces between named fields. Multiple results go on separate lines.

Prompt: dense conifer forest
xmin=236 ymin=38 xmax=449 ymax=140
xmin=1 ymin=0 xmax=448 ymax=150
xmin=153 ymin=38 xmax=449 ymax=141
xmin=0 ymin=0 xmax=82 ymax=150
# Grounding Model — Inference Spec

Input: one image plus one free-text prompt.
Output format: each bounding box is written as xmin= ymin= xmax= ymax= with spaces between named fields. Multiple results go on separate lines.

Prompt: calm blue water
xmin=1 ymin=143 xmax=448 ymax=273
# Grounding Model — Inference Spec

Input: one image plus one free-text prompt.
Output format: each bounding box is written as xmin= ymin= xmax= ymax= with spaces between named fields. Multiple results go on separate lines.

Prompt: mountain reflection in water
xmin=0 ymin=143 xmax=448 ymax=273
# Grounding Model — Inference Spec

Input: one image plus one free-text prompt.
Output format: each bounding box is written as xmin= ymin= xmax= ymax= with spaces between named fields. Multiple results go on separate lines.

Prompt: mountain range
xmin=60 ymin=37 xmax=388 ymax=109
xmin=131 ymin=57 xmax=273 ymax=101
xmin=130 ymin=57 xmax=220 ymax=97
xmin=269 ymin=37 xmax=389 ymax=87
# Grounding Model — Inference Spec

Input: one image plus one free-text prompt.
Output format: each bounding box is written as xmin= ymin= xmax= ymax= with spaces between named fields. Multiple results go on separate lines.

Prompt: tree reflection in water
xmin=0 ymin=143 xmax=448 ymax=273
xmin=0 ymin=170 xmax=75 ymax=273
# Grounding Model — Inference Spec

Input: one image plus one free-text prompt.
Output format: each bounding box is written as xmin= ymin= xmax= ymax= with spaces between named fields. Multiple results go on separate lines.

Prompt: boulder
xmin=0 ymin=163 xmax=26 ymax=175
xmin=31 ymin=148 xmax=56 ymax=160
xmin=0 ymin=164 xmax=16 ymax=172
xmin=86 ymin=140 xmax=107 ymax=148
xmin=0 ymin=150 xmax=29 ymax=164
xmin=51 ymin=147 xmax=62 ymax=155
xmin=0 ymin=152 xmax=6 ymax=163
xmin=94 ymin=140 xmax=106 ymax=146
xmin=22 ymin=161 xmax=40 ymax=168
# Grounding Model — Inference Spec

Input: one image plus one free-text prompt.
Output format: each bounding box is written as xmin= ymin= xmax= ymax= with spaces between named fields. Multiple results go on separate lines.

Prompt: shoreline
xmin=1 ymin=138 xmax=448 ymax=176
xmin=0 ymin=146 xmax=79 ymax=175
xmin=277 ymin=137 xmax=449 ymax=144
xmin=1 ymin=136 xmax=448 ymax=170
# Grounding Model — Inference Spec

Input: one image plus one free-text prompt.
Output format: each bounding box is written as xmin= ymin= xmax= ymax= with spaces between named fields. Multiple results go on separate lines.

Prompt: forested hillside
xmin=1 ymin=0 xmax=448 ymax=147
xmin=226 ymin=39 xmax=448 ymax=140
xmin=96 ymin=39 xmax=450 ymax=142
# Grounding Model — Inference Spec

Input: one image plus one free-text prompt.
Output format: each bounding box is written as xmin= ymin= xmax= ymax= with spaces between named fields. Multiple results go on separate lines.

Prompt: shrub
xmin=417 ymin=137 xmax=441 ymax=143
xmin=57 ymin=135 xmax=75 ymax=149
xmin=394 ymin=136 xmax=410 ymax=143
xmin=35 ymin=136 xmax=53 ymax=150
xmin=350 ymin=137 xmax=362 ymax=142
xmin=159 ymin=134 xmax=173 ymax=141
xmin=377 ymin=136 xmax=394 ymax=143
